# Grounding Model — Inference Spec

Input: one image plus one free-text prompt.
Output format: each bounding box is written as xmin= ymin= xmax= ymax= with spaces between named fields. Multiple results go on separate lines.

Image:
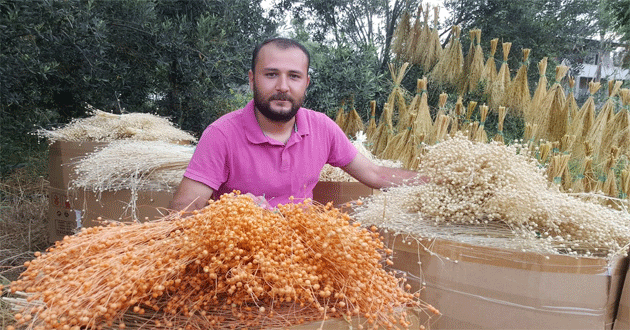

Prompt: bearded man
xmin=170 ymin=38 xmax=426 ymax=212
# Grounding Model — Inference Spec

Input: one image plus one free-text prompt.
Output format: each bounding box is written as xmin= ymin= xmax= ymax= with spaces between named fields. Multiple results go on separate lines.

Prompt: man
xmin=170 ymin=37 xmax=425 ymax=212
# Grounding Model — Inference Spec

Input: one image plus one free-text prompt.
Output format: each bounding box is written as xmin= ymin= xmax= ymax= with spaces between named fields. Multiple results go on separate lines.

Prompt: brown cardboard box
xmin=312 ymin=181 xmax=378 ymax=207
xmin=384 ymin=233 xmax=628 ymax=330
xmin=47 ymin=187 xmax=174 ymax=243
xmin=47 ymin=140 xmax=108 ymax=189
xmin=71 ymin=189 xmax=174 ymax=224
xmin=614 ymin=267 xmax=630 ymax=330
xmin=48 ymin=187 xmax=80 ymax=243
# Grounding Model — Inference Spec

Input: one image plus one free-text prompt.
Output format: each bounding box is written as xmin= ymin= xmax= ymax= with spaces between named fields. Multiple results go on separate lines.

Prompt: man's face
xmin=249 ymin=44 xmax=310 ymax=123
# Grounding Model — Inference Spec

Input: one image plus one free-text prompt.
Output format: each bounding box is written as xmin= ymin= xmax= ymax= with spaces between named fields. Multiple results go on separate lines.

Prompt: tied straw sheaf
xmin=3 ymin=193 xmax=437 ymax=330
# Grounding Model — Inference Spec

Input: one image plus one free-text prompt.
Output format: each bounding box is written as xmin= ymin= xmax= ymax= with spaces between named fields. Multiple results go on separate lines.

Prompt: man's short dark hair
xmin=251 ymin=38 xmax=310 ymax=73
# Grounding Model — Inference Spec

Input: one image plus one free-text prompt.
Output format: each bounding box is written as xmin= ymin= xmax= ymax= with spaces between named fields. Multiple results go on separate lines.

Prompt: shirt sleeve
xmin=323 ymin=115 xmax=358 ymax=168
xmin=183 ymin=125 xmax=230 ymax=191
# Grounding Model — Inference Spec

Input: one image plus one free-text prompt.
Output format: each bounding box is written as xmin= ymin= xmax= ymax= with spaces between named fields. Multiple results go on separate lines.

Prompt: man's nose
xmin=276 ymin=75 xmax=289 ymax=92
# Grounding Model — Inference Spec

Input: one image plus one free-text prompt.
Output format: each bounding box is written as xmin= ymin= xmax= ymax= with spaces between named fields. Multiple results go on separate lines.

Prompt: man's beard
xmin=253 ymin=88 xmax=303 ymax=123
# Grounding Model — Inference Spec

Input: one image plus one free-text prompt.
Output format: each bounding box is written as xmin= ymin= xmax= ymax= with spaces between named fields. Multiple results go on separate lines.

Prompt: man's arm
xmin=169 ymin=177 xmax=214 ymax=212
xmin=341 ymin=153 xmax=429 ymax=189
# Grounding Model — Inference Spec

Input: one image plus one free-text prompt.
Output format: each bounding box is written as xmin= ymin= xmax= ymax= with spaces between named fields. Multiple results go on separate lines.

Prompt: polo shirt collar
xmin=243 ymin=100 xmax=310 ymax=145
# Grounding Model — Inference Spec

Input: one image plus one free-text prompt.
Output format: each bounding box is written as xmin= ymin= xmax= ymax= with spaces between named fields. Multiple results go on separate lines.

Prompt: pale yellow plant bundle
xmin=462 ymin=29 xmax=477 ymax=91
xmin=334 ymin=107 xmax=346 ymax=129
xmin=489 ymin=42 xmax=512 ymax=110
xmin=620 ymin=167 xmax=630 ymax=202
xmin=527 ymin=57 xmax=549 ymax=124
xmin=71 ymin=140 xmax=194 ymax=194
xmin=572 ymin=155 xmax=595 ymax=193
xmin=373 ymin=103 xmax=395 ymax=156
xmin=352 ymin=134 xmax=630 ymax=257
xmin=565 ymin=76 xmax=579 ymax=120
xmin=429 ymin=25 xmax=463 ymax=87
xmin=436 ymin=92 xmax=449 ymax=118
xmin=320 ymin=131 xmax=402 ymax=181
xmin=420 ymin=6 xmax=443 ymax=72
xmin=546 ymin=153 xmax=570 ymax=188
xmin=588 ymin=80 xmax=623 ymax=160
xmin=392 ymin=10 xmax=412 ymax=59
xmin=344 ymin=107 xmax=365 ymax=138
xmin=434 ymin=114 xmax=452 ymax=143
xmin=537 ymin=65 xmax=569 ymax=143
xmin=400 ymin=79 xmax=423 ymax=130
xmin=610 ymin=89 xmax=630 ymax=159
xmin=504 ymin=48 xmax=531 ymax=117
xmin=402 ymin=133 xmax=425 ymax=170
xmin=481 ymin=38 xmax=499 ymax=96
xmin=413 ymin=77 xmax=434 ymax=142
xmin=382 ymin=125 xmax=410 ymax=160
xmin=465 ymin=100 xmax=478 ymax=122
xmin=411 ymin=4 xmax=430 ymax=65
xmin=473 ymin=104 xmax=489 ymax=143
xmin=568 ymin=81 xmax=600 ymax=159
xmin=388 ymin=62 xmax=411 ymax=129
xmin=463 ymin=29 xmax=485 ymax=94
xmin=467 ymin=121 xmax=479 ymax=141
xmin=37 ymin=105 xmax=197 ymax=144
xmin=366 ymin=100 xmax=378 ymax=140
xmin=405 ymin=6 xmax=423 ymax=63
xmin=493 ymin=106 xmax=507 ymax=144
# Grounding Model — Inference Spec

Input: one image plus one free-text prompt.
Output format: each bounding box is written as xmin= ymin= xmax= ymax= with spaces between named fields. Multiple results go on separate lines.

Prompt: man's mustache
xmin=269 ymin=93 xmax=294 ymax=102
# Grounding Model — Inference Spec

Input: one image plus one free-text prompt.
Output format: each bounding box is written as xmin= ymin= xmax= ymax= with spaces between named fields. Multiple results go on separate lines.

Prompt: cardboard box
xmin=48 ymin=187 xmax=81 ymax=243
xmin=48 ymin=140 xmax=108 ymax=189
xmin=384 ymin=233 xmax=628 ymax=330
xmin=614 ymin=267 xmax=630 ymax=330
xmin=312 ymin=181 xmax=378 ymax=207
xmin=47 ymin=187 xmax=174 ymax=243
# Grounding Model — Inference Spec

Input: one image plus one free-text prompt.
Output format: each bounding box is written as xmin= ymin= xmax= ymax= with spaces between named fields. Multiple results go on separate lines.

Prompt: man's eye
xmin=266 ymin=73 xmax=277 ymax=77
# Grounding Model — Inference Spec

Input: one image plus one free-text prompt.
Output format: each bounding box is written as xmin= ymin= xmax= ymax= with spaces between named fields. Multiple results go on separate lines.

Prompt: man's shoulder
xmin=298 ymin=107 xmax=335 ymax=126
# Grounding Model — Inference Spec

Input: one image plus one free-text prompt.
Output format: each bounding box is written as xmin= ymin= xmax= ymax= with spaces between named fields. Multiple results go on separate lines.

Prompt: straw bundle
xmin=620 ymin=166 xmax=630 ymax=202
xmin=334 ymin=107 xmax=347 ymax=129
xmin=392 ymin=10 xmax=411 ymax=59
xmin=481 ymin=38 xmax=499 ymax=96
xmin=537 ymin=65 xmax=569 ymax=143
xmin=464 ymin=100 xmax=478 ymax=122
xmin=609 ymin=89 xmax=630 ymax=159
xmin=344 ymin=107 xmax=365 ymax=138
xmin=527 ymin=57 xmax=549 ymax=124
xmin=565 ymin=76 xmax=579 ymax=121
xmin=493 ymin=106 xmax=507 ymax=143
xmin=352 ymin=134 xmax=630 ymax=257
xmin=436 ymin=92 xmax=449 ymax=118
xmin=600 ymin=147 xmax=620 ymax=200
xmin=410 ymin=4 xmax=430 ymax=64
xmin=546 ymin=153 xmax=570 ymax=188
xmin=388 ymin=62 xmax=411 ymax=130
xmin=366 ymin=100 xmax=378 ymax=140
xmin=434 ymin=114 xmax=452 ymax=143
xmin=420 ymin=6 xmax=443 ymax=72
xmin=489 ymin=42 xmax=512 ymax=110
xmin=568 ymin=81 xmax=600 ymax=160
xmin=503 ymin=48 xmax=531 ymax=117
xmin=430 ymin=25 xmax=464 ymax=87
xmin=71 ymin=140 xmax=193 ymax=193
xmin=37 ymin=105 xmax=197 ymax=144
xmin=572 ymin=152 xmax=596 ymax=193
xmin=405 ymin=5 xmax=423 ymax=62
xmin=473 ymin=104 xmax=489 ymax=143
xmin=588 ymin=80 xmax=623 ymax=160
xmin=449 ymin=96 xmax=465 ymax=137
xmin=463 ymin=29 xmax=485 ymax=94
xmin=412 ymin=78 xmax=434 ymax=143
xmin=372 ymin=103 xmax=395 ymax=156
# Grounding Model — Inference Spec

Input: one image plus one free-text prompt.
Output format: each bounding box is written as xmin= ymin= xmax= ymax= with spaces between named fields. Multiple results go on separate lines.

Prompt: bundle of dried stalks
xmin=565 ymin=76 xmax=579 ymax=120
xmin=392 ymin=10 xmax=412 ymax=59
xmin=568 ymin=81 xmax=600 ymax=160
xmin=527 ymin=57 xmax=549 ymax=124
xmin=334 ymin=107 xmax=347 ymax=129
xmin=352 ymin=134 xmax=630 ymax=258
xmin=463 ymin=29 xmax=485 ymax=94
xmin=493 ymin=106 xmax=507 ymax=144
xmin=343 ymin=107 xmax=365 ymax=138
xmin=388 ymin=62 xmax=411 ymax=131
xmin=372 ymin=103 xmax=395 ymax=157
xmin=503 ymin=48 xmax=531 ymax=117
xmin=489 ymin=42 xmax=512 ymax=110
xmin=610 ymin=89 xmax=630 ymax=159
xmin=420 ymin=6 xmax=443 ymax=72
xmin=405 ymin=5 xmax=424 ymax=63
xmin=429 ymin=25 xmax=463 ymax=87
xmin=412 ymin=78 xmax=434 ymax=143
xmin=366 ymin=100 xmax=378 ymax=140
xmin=472 ymin=104 xmax=489 ymax=143
xmin=588 ymin=80 xmax=623 ymax=160
xmin=71 ymin=140 xmax=194 ymax=193
xmin=481 ymin=38 xmax=499 ymax=96
xmin=37 ymin=105 xmax=196 ymax=144
xmin=537 ymin=65 xmax=569 ymax=143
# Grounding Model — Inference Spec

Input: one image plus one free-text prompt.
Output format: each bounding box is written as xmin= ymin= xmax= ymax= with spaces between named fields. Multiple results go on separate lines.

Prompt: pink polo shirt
xmin=184 ymin=100 xmax=358 ymax=206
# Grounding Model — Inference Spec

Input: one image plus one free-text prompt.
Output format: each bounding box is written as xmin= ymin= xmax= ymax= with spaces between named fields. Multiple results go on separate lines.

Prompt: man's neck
xmin=254 ymin=109 xmax=296 ymax=144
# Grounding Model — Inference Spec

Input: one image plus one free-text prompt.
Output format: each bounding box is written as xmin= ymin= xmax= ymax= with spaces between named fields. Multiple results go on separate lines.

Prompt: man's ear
xmin=248 ymin=70 xmax=254 ymax=91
